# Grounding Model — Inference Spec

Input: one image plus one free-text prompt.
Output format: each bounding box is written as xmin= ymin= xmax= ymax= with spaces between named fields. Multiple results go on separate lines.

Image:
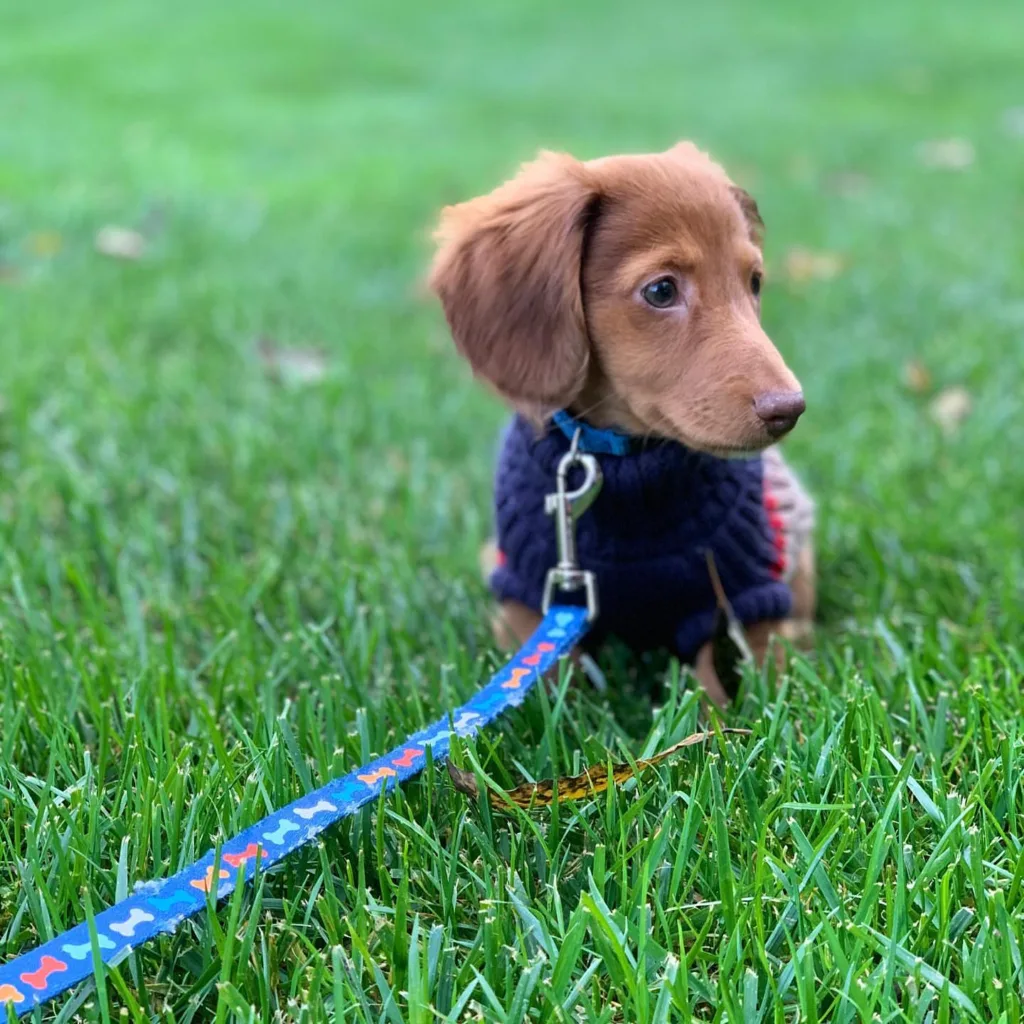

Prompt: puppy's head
xmin=428 ymin=142 xmax=803 ymax=454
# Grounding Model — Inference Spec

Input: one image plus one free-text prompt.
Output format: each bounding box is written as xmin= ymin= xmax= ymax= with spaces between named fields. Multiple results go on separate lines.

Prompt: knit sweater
xmin=489 ymin=415 xmax=793 ymax=661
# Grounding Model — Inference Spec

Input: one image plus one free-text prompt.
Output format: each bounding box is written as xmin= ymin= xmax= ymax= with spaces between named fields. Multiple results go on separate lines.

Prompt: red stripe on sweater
xmin=763 ymin=481 xmax=786 ymax=579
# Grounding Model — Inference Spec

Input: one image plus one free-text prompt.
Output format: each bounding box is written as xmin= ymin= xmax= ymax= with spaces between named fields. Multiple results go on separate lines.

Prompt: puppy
xmin=428 ymin=142 xmax=815 ymax=705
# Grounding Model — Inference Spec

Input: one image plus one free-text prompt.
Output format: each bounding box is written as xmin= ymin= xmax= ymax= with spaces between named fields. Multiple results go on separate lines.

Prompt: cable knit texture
xmin=490 ymin=415 xmax=793 ymax=661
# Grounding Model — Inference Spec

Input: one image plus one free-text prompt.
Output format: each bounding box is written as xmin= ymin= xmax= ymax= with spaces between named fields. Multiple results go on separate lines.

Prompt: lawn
xmin=1 ymin=0 xmax=1023 ymax=1019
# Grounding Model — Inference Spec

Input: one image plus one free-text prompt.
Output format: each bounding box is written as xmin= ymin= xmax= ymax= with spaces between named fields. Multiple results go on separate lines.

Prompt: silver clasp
xmin=541 ymin=430 xmax=602 ymax=621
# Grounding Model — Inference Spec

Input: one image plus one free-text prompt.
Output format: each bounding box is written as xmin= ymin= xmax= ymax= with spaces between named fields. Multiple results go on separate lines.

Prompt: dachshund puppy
xmin=429 ymin=142 xmax=814 ymax=705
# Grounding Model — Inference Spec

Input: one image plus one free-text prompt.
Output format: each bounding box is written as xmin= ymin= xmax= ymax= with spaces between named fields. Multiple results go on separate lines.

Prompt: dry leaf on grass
xmin=929 ymin=386 xmax=972 ymax=435
xmin=827 ymin=171 xmax=870 ymax=197
xmin=917 ymin=138 xmax=975 ymax=170
xmin=95 ymin=226 xmax=146 ymax=260
xmin=27 ymin=230 xmax=63 ymax=257
xmin=447 ymin=728 xmax=753 ymax=810
xmin=257 ymin=337 xmax=328 ymax=386
xmin=783 ymin=247 xmax=844 ymax=283
xmin=903 ymin=359 xmax=933 ymax=395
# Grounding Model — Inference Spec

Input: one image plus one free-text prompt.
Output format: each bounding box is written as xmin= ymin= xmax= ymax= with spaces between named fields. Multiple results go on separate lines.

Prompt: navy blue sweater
xmin=490 ymin=415 xmax=792 ymax=661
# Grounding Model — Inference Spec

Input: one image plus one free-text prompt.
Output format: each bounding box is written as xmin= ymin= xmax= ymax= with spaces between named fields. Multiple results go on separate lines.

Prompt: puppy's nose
xmin=753 ymin=390 xmax=805 ymax=438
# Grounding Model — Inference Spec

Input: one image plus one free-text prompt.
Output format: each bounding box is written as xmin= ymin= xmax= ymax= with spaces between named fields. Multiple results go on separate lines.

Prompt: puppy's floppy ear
xmin=428 ymin=152 xmax=598 ymax=410
xmin=730 ymin=186 xmax=765 ymax=246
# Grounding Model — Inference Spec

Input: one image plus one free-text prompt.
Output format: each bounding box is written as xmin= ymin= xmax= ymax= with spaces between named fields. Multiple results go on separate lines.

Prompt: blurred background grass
xmin=2 ymin=0 xmax=1021 ymax=635
xmin=1 ymin=0 xmax=1023 ymax=1018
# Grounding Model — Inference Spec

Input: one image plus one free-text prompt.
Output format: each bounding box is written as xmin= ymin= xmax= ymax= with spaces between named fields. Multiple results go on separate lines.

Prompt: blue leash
xmin=0 ymin=606 xmax=591 ymax=1017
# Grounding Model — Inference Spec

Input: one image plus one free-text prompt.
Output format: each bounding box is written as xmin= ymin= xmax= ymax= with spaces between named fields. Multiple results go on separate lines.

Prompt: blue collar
xmin=551 ymin=409 xmax=635 ymax=456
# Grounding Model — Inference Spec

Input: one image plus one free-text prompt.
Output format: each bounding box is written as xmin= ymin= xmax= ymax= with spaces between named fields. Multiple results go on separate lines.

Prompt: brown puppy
xmin=429 ymin=142 xmax=815 ymax=705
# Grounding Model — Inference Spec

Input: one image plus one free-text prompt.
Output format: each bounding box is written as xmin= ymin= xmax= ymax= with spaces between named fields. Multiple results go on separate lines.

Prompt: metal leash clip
xmin=542 ymin=429 xmax=602 ymax=621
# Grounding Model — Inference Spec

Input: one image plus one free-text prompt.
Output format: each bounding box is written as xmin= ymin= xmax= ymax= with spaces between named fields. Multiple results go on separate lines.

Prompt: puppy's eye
xmin=641 ymin=277 xmax=679 ymax=308
xmin=751 ymin=271 xmax=763 ymax=297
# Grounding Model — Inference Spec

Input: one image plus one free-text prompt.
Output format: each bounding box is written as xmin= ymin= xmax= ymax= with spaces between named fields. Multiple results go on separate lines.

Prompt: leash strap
xmin=0 ymin=606 xmax=589 ymax=1017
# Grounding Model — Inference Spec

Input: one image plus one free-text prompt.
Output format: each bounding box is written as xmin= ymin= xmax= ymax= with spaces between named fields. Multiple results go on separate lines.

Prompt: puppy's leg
xmin=748 ymin=541 xmax=817 ymax=658
xmin=701 ymin=561 xmax=817 ymax=704
xmin=481 ymin=541 xmax=539 ymax=647
xmin=786 ymin=541 xmax=816 ymax=646
xmin=692 ymin=644 xmax=732 ymax=709
xmin=482 ymin=542 xmax=606 ymax=689
xmin=491 ymin=598 xmax=544 ymax=649
xmin=745 ymin=619 xmax=792 ymax=670
xmin=694 ymin=617 xmax=789 ymax=708
xmin=763 ymin=444 xmax=817 ymax=648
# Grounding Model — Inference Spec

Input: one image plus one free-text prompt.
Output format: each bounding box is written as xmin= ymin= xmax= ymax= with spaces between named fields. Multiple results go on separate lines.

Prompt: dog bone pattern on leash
xmin=190 ymin=868 xmax=230 ymax=893
xmin=0 ymin=608 xmax=587 ymax=1017
xmin=0 ymin=983 xmax=25 ymax=1004
xmin=263 ymin=818 xmax=300 ymax=845
xmin=390 ymin=748 xmax=423 ymax=768
xmin=330 ymin=778 xmax=366 ymax=805
xmin=546 ymin=611 xmax=577 ymax=638
xmin=61 ymin=935 xmax=116 ymax=961
xmin=148 ymin=890 xmax=193 ymax=911
xmin=421 ymin=711 xmax=483 ymax=750
xmin=223 ymin=843 xmax=268 ymax=867
xmin=522 ymin=642 xmax=556 ymax=667
xmin=109 ymin=909 xmax=155 ymax=938
xmin=293 ymin=800 xmax=337 ymax=820
xmin=19 ymin=956 xmax=68 ymax=990
xmin=502 ymin=667 xmax=531 ymax=690
xmin=453 ymin=711 xmax=482 ymax=734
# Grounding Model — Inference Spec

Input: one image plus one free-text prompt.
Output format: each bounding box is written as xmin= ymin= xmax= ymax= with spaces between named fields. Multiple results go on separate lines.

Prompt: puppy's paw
xmin=778 ymin=618 xmax=815 ymax=649
xmin=491 ymin=599 xmax=542 ymax=650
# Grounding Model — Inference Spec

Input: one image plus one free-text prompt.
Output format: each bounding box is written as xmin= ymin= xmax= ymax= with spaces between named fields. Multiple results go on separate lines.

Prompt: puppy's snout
xmin=753 ymin=390 xmax=805 ymax=439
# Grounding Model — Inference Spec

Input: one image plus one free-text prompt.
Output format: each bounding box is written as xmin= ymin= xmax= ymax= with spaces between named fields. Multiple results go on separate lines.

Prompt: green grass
xmin=2 ymin=0 xmax=1023 ymax=1019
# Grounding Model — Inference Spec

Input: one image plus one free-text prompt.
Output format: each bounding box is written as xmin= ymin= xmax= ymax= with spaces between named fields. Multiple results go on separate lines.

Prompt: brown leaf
xmin=95 ymin=225 xmax=146 ymax=260
xmin=826 ymin=171 xmax=870 ymax=198
xmin=446 ymin=762 xmax=482 ymax=800
xmin=256 ymin=337 xmax=328 ymax=386
xmin=902 ymin=359 xmax=932 ymax=395
xmin=447 ymin=728 xmax=754 ymax=810
xmin=27 ymin=230 xmax=63 ymax=257
xmin=917 ymin=138 xmax=975 ymax=170
xmin=929 ymin=386 xmax=972 ymax=435
xmin=783 ymin=247 xmax=844 ymax=283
